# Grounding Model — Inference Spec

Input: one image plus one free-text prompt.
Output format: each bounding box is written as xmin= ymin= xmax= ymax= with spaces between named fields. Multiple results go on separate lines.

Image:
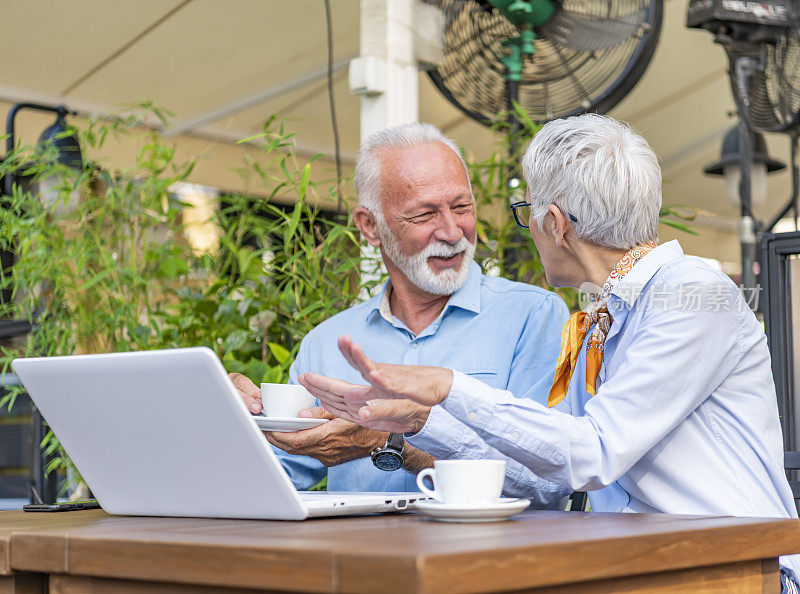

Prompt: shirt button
xmin=410 ymin=342 xmax=418 ymax=349
xmin=467 ymin=412 xmax=478 ymax=422
xmin=511 ymin=431 xmax=520 ymax=441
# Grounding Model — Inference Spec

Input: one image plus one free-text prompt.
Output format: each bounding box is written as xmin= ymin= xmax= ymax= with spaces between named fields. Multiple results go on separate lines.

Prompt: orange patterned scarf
xmin=547 ymin=242 xmax=656 ymax=408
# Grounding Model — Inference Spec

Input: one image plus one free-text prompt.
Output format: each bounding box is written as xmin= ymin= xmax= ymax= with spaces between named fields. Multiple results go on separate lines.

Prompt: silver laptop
xmin=12 ymin=347 xmax=423 ymax=519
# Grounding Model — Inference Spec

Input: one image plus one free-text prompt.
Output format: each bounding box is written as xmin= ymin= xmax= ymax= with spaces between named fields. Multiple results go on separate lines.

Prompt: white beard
xmin=378 ymin=224 xmax=476 ymax=296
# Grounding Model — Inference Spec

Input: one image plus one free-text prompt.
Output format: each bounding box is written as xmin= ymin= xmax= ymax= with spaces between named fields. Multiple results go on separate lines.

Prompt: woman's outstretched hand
xmin=297 ymin=335 xmax=453 ymax=433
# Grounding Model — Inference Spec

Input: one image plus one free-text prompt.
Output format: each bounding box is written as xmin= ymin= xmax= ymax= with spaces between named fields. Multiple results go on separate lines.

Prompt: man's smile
xmin=429 ymin=252 xmax=463 ymax=269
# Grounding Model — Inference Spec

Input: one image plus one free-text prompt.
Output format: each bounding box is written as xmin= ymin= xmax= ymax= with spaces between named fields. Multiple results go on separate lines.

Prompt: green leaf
xmin=299 ymin=163 xmax=312 ymax=200
xmin=283 ymin=201 xmax=303 ymax=248
xmin=237 ymin=132 xmax=267 ymax=144
xmin=243 ymin=359 xmax=270 ymax=384
xmin=224 ymin=329 xmax=249 ymax=352
xmin=308 ymin=476 xmax=327 ymax=491
xmin=660 ymin=219 xmax=700 ymax=235
xmin=262 ymin=365 xmax=285 ymax=383
xmin=267 ymin=342 xmax=291 ymax=365
xmin=158 ymin=255 xmax=189 ymax=279
xmin=45 ymin=457 xmax=63 ymax=476
xmin=214 ymin=300 xmax=238 ymax=322
xmin=77 ymin=268 xmax=115 ymax=291
xmin=295 ymin=302 xmax=324 ymax=319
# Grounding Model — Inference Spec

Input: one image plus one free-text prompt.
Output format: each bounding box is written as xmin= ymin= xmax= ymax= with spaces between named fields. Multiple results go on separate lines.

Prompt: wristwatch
xmin=370 ymin=433 xmax=404 ymax=471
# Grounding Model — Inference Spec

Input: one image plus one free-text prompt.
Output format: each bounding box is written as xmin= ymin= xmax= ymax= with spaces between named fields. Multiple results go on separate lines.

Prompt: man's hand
xmin=229 ymin=372 xmax=263 ymax=414
xmin=269 ymin=407 xmax=436 ymax=472
xmin=297 ymin=335 xmax=452 ymax=432
xmin=265 ymin=407 xmax=389 ymax=467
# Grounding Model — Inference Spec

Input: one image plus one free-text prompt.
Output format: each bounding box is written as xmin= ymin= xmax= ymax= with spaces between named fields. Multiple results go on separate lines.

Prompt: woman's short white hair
xmin=354 ymin=122 xmax=470 ymax=218
xmin=521 ymin=114 xmax=661 ymax=250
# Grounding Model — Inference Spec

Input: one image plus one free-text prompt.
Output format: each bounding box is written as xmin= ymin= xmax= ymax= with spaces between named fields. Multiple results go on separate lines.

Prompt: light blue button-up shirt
xmin=278 ymin=262 xmax=569 ymax=500
xmin=438 ymin=241 xmax=800 ymax=574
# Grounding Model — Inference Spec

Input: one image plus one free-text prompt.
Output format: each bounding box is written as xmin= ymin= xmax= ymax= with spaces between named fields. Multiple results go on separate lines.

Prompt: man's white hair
xmin=354 ymin=122 xmax=471 ymax=218
xmin=521 ymin=114 xmax=661 ymax=250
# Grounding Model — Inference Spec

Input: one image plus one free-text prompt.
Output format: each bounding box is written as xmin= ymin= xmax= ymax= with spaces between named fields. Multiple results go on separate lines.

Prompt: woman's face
xmin=527 ymin=199 xmax=583 ymax=289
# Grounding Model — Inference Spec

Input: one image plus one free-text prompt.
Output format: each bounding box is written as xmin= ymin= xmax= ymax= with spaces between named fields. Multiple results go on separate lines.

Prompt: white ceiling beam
xmin=690 ymin=213 xmax=738 ymax=233
xmin=192 ymin=125 xmax=355 ymax=164
xmin=0 ymin=83 xmax=355 ymax=165
xmin=162 ymin=54 xmax=357 ymax=139
xmin=0 ymin=84 xmax=142 ymax=126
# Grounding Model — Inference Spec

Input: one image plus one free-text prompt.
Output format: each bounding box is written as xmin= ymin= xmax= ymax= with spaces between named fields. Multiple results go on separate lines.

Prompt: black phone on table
xmin=22 ymin=500 xmax=100 ymax=512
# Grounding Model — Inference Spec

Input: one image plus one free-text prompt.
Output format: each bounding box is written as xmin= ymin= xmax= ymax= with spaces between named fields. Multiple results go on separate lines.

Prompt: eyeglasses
xmin=509 ymin=202 xmax=579 ymax=229
xmin=510 ymin=201 xmax=531 ymax=229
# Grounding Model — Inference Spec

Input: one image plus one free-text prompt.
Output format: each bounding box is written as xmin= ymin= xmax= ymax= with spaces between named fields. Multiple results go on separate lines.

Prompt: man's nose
xmin=433 ymin=211 xmax=463 ymax=244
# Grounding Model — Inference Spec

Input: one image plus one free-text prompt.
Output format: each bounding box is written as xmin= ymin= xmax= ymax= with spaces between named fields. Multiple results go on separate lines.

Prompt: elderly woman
xmin=299 ymin=114 xmax=800 ymax=588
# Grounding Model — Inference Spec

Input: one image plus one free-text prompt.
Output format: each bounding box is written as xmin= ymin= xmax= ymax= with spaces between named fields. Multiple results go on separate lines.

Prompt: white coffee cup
xmin=260 ymin=383 xmax=316 ymax=418
xmin=416 ymin=460 xmax=506 ymax=506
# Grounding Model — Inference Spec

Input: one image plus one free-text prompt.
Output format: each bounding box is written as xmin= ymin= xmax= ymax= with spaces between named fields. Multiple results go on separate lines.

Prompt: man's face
xmin=376 ymin=143 xmax=477 ymax=295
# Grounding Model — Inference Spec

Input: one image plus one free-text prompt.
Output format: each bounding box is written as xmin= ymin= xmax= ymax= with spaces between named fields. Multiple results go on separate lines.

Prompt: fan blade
xmin=539 ymin=8 xmax=646 ymax=52
xmin=744 ymin=66 xmax=784 ymax=131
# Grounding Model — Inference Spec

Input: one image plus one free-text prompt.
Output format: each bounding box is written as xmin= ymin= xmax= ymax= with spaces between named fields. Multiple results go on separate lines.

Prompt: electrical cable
xmin=324 ymin=0 xmax=344 ymax=217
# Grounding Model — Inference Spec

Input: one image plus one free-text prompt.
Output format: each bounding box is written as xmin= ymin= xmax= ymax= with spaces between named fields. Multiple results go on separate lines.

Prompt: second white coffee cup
xmin=260 ymin=383 xmax=316 ymax=418
xmin=416 ymin=459 xmax=506 ymax=506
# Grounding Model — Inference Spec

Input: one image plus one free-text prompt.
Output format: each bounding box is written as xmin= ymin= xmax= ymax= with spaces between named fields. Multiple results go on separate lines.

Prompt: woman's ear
xmin=354 ymin=207 xmax=381 ymax=247
xmin=548 ymin=204 xmax=568 ymax=248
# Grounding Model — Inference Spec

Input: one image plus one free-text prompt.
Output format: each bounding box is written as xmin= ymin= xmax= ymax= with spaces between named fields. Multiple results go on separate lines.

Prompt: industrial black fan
xmin=688 ymin=0 xmax=800 ymax=134
xmin=688 ymin=0 xmax=800 ymax=291
xmin=425 ymin=0 xmax=664 ymax=127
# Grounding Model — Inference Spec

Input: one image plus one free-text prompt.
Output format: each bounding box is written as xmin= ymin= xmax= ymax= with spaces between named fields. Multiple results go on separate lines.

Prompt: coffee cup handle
xmin=416 ymin=468 xmax=438 ymax=500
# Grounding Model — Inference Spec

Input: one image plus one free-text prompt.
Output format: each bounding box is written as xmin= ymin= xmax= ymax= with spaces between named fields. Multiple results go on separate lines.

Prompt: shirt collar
xmin=610 ymin=240 xmax=685 ymax=307
xmin=365 ymin=260 xmax=483 ymax=323
xmin=378 ymin=283 xmax=393 ymax=323
xmin=444 ymin=261 xmax=482 ymax=315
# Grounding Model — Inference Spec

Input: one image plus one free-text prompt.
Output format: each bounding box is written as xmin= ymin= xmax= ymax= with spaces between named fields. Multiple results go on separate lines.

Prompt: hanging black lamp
xmin=35 ymin=107 xmax=83 ymax=170
xmin=703 ymin=125 xmax=786 ymax=206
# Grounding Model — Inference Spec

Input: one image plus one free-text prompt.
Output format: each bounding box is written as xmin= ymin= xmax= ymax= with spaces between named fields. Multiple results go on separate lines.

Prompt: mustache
xmin=422 ymin=237 xmax=473 ymax=259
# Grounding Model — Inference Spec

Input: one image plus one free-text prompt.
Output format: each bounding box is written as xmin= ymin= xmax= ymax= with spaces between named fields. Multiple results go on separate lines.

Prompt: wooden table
xmin=0 ymin=509 xmax=798 ymax=593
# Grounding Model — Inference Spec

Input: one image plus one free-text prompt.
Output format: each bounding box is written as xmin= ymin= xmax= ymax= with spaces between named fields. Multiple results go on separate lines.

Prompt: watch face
xmin=374 ymin=451 xmax=403 ymax=472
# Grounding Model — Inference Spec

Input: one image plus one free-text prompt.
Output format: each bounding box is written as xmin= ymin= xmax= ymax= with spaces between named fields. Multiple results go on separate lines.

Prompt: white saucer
xmin=253 ymin=416 xmax=328 ymax=432
xmin=414 ymin=498 xmax=530 ymax=523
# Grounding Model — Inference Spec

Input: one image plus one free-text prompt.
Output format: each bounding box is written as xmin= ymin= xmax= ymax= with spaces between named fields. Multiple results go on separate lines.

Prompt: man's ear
xmin=547 ymin=204 xmax=568 ymax=248
xmin=354 ymin=207 xmax=381 ymax=247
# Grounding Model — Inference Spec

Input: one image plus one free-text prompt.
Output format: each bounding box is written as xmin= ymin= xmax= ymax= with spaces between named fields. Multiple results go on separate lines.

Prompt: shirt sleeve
xmin=270 ymin=335 xmax=327 ymax=491
xmin=407 ymin=399 xmax=569 ymax=506
xmin=440 ymin=277 xmax=743 ymax=491
xmin=406 ymin=292 xmax=572 ymax=506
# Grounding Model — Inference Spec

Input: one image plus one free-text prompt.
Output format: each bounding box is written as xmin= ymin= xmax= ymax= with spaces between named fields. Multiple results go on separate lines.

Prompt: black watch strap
xmin=386 ymin=432 xmax=404 ymax=452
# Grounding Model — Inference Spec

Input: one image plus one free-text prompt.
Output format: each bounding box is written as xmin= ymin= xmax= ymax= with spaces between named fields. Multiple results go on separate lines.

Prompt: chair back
xmin=567 ymin=491 xmax=588 ymax=512
xmin=785 ymin=451 xmax=800 ymax=513
xmin=0 ymin=390 xmax=32 ymax=499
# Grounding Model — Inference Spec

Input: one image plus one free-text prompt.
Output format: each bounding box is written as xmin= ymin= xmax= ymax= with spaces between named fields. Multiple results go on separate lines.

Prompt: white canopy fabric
xmin=1 ymin=0 xmax=795 ymax=264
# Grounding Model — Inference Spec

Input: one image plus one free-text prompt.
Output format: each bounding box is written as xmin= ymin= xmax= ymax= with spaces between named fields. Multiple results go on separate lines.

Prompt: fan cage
xmin=732 ymin=12 xmax=800 ymax=134
xmin=426 ymin=0 xmax=663 ymax=126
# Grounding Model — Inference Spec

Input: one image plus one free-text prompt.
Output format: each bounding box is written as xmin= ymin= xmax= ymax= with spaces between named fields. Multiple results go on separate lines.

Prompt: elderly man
xmin=230 ymin=123 xmax=569 ymax=502
xmin=301 ymin=115 xmax=800 ymax=589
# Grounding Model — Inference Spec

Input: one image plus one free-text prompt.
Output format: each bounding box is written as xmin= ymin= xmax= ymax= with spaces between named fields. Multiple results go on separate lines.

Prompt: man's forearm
xmin=403 ymin=444 xmax=436 ymax=474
